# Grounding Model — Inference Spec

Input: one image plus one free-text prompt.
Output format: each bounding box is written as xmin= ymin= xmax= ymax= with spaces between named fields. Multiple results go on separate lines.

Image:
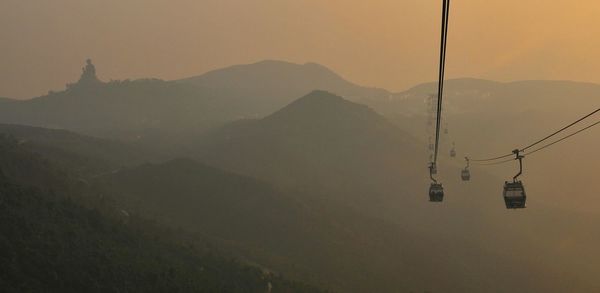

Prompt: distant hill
xmin=0 ymin=124 xmax=158 ymax=175
xmin=0 ymin=60 xmax=388 ymax=146
xmin=192 ymin=90 xmax=423 ymax=210
xmin=0 ymin=79 xmax=238 ymax=138
xmin=385 ymin=78 xmax=598 ymax=117
xmin=6 ymin=59 xmax=596 ymax=158
xmin=0 ymin=136 xmax=323 ymax=293
xmin=177 ymin=60 xmax=391 ymax=114
xmin=372 ymin=78 xmax=600 ymax=159
xmin=0 ymin=60 xmax=265 ymax=145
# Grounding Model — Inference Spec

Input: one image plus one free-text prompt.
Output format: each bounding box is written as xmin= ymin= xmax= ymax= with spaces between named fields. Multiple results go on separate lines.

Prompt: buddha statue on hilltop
xmin=79 ymin=59 xmax=99 ymax=83
xmin=67 ymin=59 xmax=101 ymax=90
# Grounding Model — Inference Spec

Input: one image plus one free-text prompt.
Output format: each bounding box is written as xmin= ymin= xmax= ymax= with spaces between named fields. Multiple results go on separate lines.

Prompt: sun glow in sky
xmin=2 ymin=0 xmax=600 ymax=98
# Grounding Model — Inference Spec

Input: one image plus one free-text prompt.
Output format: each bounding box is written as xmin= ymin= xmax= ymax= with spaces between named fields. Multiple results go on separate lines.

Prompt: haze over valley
xmin=0 ymin=57 xmax=598 ymax=292
xmin=1 ymin=2 xmax=599 ymax=291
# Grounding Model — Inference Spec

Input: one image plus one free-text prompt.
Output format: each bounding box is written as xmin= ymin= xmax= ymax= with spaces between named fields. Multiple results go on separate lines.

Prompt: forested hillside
xmin=0 ymin=135 xmax=324 ymax=293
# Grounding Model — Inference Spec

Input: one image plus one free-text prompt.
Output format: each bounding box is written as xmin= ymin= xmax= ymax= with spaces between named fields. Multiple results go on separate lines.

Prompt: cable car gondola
xmin=503 ymin=150 xmax=526 ymax=209
xmin=428 ymin=163 xmax=443 ymax=202
xmin=461 ymin=157 xmax=471 ymax=181
xmin=461 ymin=168 xmax=470 ymax=181
xmin=504 ymin=181 xmax=526 ymax=209
xmin=429 ymin=183 xmax=444 ymax=202
xmin=450 ymin=142 xmax=456 ymax=157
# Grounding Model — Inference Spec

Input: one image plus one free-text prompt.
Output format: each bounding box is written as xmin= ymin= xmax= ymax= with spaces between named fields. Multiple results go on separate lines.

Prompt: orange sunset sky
xmin=2 ymin=0 xmax=600 ymax=99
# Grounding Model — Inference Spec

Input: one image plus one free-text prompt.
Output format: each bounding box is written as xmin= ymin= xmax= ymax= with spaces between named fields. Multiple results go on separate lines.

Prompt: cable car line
xmin=471 ymin=118 xmax=600 ymax=166
xmin=433 ymin=0 xmax=450 ymax=165
xmin=521 ymin=108 xmax=599 ymax=152
xmin=470 ymin=108 xmax=599 ymax=162
xmin=474 ymin=157 xmax=515 ymax=166
xmin=523 ymin=119 xmax=600 ymax=156
xmin=428 ymin=0 xmax=450 ymax=203
xmin=470 ymin=153 xmax=513 ymax=162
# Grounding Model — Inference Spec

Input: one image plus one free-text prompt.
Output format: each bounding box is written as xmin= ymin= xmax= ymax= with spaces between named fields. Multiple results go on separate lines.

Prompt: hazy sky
xmin=2 ymin=0 xmax=600 ymax=99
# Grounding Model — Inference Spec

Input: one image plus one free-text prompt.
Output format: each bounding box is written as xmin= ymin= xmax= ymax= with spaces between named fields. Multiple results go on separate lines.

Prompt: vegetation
xmin=0 ymin=136 xmax=324 ymax=293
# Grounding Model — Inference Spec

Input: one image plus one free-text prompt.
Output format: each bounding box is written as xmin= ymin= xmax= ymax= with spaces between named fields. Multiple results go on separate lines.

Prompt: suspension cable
xmin=525 ymin=120 xmax=600 ymax=156
xmin=521 ymin=108 xmax=599 ymax=151
xmin=470 ymin=108 xmax=599 ymax=162
xmin=433 ymin=0 xmax=450 ymax=165
xmin=472 ymin=119 xmax=600 ymax=166
xmin=474 ymin=157 xmax=515 ymax=166
xmin=471 ymin=153 xmax=513 ymax=162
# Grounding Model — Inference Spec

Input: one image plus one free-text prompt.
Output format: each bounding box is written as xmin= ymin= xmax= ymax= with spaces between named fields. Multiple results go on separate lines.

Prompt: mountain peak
xmin=176 ymin=60 xmax=390 ymax=109
xmin=264 ymin=90 xmax=387 ymax=127
xmin=273 ymin=90 xmax=359 ymax=112
xmin=286 ymin=90 xmax=347 ymax=106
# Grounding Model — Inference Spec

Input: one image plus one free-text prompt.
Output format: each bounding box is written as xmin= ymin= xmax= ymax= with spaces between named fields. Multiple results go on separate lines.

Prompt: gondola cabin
xmin=450 ymin=149 xmax=456 ymax=157
xmin=461 ymin=169 xmax=470 ymax=181
xmin=429 ymin=183 xmax=444 ymax=202
xmin=503 ymin=181 xmax=526 ymax=209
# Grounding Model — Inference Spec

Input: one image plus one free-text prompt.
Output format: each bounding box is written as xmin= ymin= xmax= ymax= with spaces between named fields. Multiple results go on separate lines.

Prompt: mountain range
xmin=1 ymin=59 xmax=599 ymax=292
xmin=177 ymin=60 xmax=391 ymax=110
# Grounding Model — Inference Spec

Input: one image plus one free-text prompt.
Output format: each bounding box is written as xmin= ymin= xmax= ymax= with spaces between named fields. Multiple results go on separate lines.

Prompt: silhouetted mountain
xmin=0 ymin=124 xmax=158 ymax=175
xmin=3 ymin=60 xmax=597 ymax=156
xmin=0 ymin=59 xmax=391 ymax=143
xmin=374 ymin=78 xmax=600 ymax=159
xmin=178 ymin=60 xmax=391 ymax=114
xmin=0 ymin=61 xmax=267 ymax=145
xmin=1 ymin=60 xmax=392 ymax=147
xmin=0 ymin=79 xmax=236 ymax=136
xmin=386 ymin=78 xmax=597 ymax=117
xmin=0 ymin=136 xmax=323 ymax=293
xmin=193 ymin=90 xmax=423 ymax=210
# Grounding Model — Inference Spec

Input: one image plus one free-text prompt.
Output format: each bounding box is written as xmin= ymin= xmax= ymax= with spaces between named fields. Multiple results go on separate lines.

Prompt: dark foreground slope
xmin=100 ymin=159 xmax=426 ymax=293
xmin=99 ymin=156 xmax=569 ymax=293
xmin=0 ymin=124 xmax=514 ymax=293
xmin=0 ymin=136 xmax=323 ymax=293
